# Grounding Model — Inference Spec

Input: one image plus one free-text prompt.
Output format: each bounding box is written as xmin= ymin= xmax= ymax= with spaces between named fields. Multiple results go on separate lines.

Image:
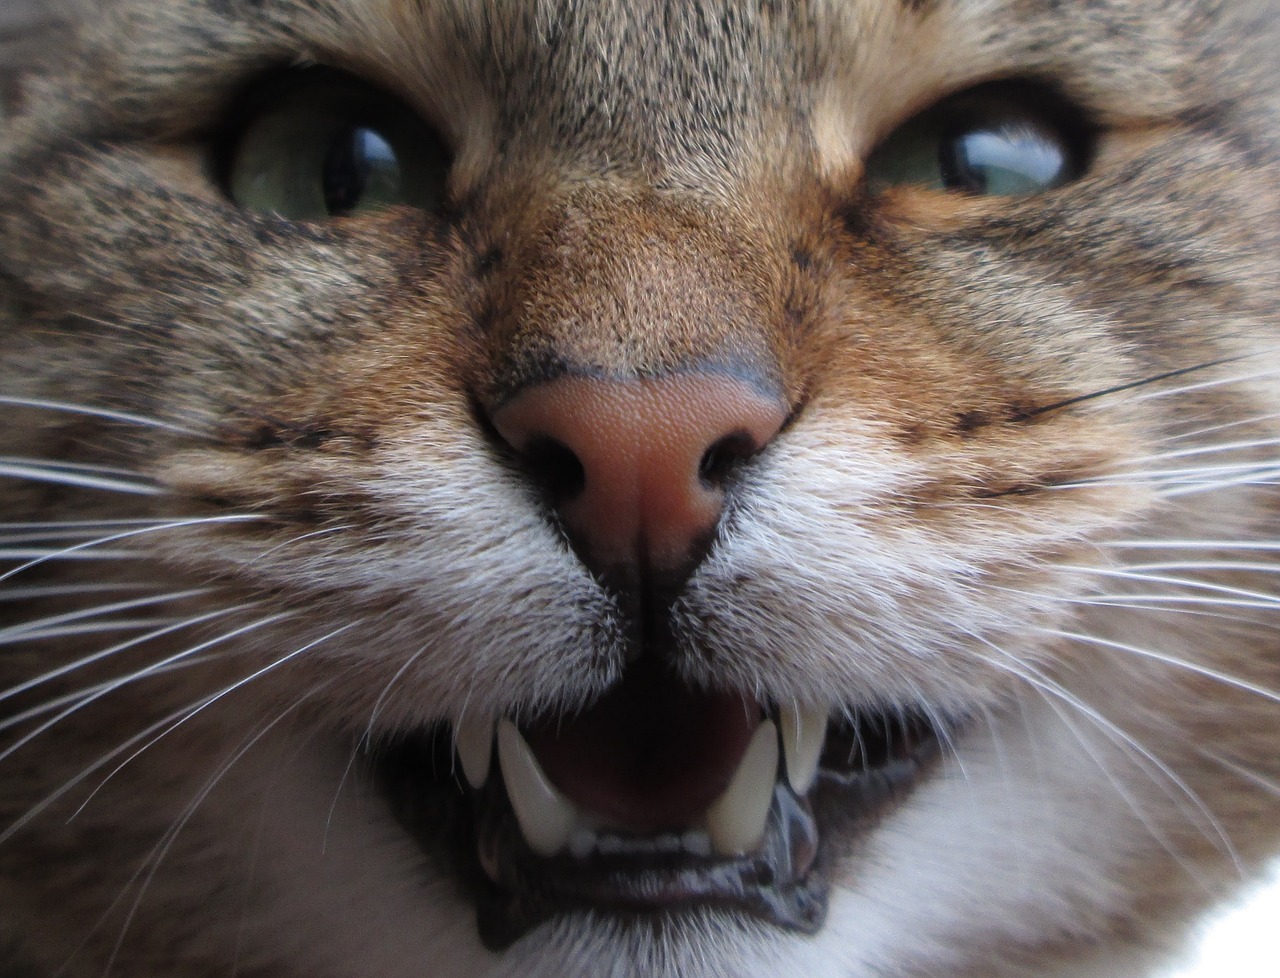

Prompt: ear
xmin=0 ymin=0 xmax=63 ymax=121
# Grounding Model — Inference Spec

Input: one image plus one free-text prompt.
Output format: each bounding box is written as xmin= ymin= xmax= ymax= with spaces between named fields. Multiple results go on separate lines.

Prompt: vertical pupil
xmin=322 ymin=126 xmax=397 ymax=216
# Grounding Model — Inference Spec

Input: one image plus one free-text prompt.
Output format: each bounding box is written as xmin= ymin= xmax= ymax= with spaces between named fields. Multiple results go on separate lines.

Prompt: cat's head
xmin=0 ymin=1 xmax=1278 ymax=976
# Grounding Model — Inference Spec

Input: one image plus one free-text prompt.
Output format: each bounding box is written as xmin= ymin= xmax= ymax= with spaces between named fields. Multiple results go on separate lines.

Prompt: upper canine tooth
xmin=780 ymin=705 xmax=827 ymax=795
xmin=455 ymin=714 xmax=495 ymax=790
xmin=706 ymin=720 xmax=779 ymax=857
xmin=497 ymin=720 xmax=577 ymax=857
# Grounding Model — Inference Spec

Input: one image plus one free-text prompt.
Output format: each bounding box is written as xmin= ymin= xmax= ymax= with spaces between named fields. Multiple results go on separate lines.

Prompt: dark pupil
xmin=322 ymin=126 xmax=398 ymax=216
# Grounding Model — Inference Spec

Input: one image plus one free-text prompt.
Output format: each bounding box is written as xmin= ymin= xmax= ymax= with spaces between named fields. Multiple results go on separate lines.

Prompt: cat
xmin=0 ymin=0 xmax=1277 ymax=975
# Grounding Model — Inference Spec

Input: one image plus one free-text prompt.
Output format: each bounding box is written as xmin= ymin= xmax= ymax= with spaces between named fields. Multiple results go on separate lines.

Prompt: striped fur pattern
xmin=0 ymin=1 xmax=1277 ymax=976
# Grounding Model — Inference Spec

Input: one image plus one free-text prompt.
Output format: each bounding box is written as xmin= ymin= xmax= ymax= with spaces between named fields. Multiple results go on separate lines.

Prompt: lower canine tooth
xmin=780 ymin=705 xmax=827 ymax=795
xmin=455 ymin=715 xmax=494 ymax=790
xmin=497 ymin=720 xmax=577 ymax=857
xmin=706 ymin=720 xmax=779 ymax=856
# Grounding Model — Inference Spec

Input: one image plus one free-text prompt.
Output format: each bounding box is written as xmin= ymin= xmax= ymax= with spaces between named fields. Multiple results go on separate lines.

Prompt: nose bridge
xmin=481 ymin=188 xmax=792 ymax=585
xmin=488 ymin=188 xmax=783 ymax=394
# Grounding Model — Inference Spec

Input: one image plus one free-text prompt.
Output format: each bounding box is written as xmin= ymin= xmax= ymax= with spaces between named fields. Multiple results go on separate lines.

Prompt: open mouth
xmin=377 ymin=656 xmax=945 ymax=949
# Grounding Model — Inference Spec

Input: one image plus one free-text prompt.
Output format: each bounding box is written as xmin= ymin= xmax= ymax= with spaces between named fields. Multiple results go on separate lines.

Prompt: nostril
xmin=488 ymin=371 xmax=788 ymax=575
xmin=521 ymin=436 xmax=587 ymax=503
xmin=698 ymin=431 xmax=762 ymax=489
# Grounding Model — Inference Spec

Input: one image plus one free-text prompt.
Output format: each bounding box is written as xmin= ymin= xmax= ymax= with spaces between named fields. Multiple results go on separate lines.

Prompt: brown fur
xmin=0 ymin=1 xmax=1278 ymax=976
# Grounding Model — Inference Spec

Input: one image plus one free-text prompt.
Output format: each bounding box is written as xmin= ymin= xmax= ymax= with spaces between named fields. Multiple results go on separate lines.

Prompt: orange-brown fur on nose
xmin=492 ymin=373 xmax=786 ymax=575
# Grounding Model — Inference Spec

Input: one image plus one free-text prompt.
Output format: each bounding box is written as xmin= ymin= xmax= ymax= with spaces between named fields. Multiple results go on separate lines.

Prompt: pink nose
xmin=491 ymin=373 xmax=787 ymax=574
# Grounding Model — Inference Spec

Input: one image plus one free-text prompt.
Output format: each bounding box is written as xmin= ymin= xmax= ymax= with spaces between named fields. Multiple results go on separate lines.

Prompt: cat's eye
xmin=865 ymin=88 xmax=1089 ymax=197
xmin=221 ymin=73 xmax=450 ymax=220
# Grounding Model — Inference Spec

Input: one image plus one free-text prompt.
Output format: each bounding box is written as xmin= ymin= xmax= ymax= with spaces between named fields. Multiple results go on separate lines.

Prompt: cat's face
xmin=0 ymin=0 xmax=1278 ymax=976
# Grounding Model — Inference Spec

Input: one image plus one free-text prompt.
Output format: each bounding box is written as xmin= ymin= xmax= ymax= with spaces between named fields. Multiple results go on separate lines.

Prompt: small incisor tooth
xmin=497 ymin=719 xmax=577 ymax=857
xmin=706 ymin=720 xmax=779 ymax=857
xmin=455 ymin=714 xmax=494 ymax=790
xmin=780 ymin=704 xmax=827 ymax=795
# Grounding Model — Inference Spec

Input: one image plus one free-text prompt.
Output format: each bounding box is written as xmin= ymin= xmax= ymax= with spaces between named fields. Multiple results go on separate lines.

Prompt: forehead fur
xmin=28 ymin=0 xmax=1264 ymax=192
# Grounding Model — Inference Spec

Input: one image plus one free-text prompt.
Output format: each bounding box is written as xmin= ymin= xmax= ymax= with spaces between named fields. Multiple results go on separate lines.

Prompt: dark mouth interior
xmin=376 ymin=659 xmax=945 ymax=949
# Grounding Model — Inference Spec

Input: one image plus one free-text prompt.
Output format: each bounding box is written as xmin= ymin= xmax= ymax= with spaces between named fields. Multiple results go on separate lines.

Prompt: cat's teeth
xmin=497 ymin=720 xmax=577 ymax=857
xmin=779 ymin=705 xmax=827 ymax=795
xmin=705 ymin=720 xmax=779 ymax=857
xmin=455 ymin=715 xmax=495 ymax=790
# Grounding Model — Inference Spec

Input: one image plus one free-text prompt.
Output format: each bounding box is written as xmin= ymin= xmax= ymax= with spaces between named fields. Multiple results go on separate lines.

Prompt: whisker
xmin=0 ymin=611 xmax=293 ymax=763
xmin=0 ymin=461 xmax=164 ymax=496
xmin=0 ymin=583 xmax=152 ymax=602
xmin=72 ymin=622 xmax=359 ymax=821
xmin=1053 ymin=594 xmax=1280 ymax=614
xmin=969 ymin=634 xmax=1240 ymax=874
xmin=0 ymin=603 xmax=261 ymax=721
xmin=1021 ymin=355 xmax=1254 ymax=419
xmin=0 ymin=618 xmax=189 ymax=644
xmin=1057 ymin=565 xmax=1280 ymax=607
xmin=1159 ymin=411 xmax=1280 ymax=445
xmin=0 ymin=547 xmax=142 ymax=561
xmin=0 ymin=394 xmax=206 ymax=438
xmin=992 ymin=581 xmax=1280 ymax=622
xmin=1103 ymin=560 xmax=1280 ymax=575
xmin=1198 ymin=750 xmax=1280 ymax=798
xmin=1161 ymin=472 xmax=1280 ymax=498
xmin=0 ymin=643 xmax=246 ymax=735
xmin=1030 ymin=627 xmax=1280 ymax=707
xmin=0 ymin=527 xmax=183 ymax=546
xmin=100 ymin=692 xmax=325 ymax=978
xmin=244 ymin=524 xmax=351 ymax=567
xmin=1100 ymin=539 xmax=1280 ymax=553
xmin=1131 ymin=361 xmax=1280 ymax=405
xmin=0 ymin=514 xmax=265 ymax=585
xmin=1050 ymin=460 xmax=1280 ymax=490
xmin=1133 ymin=435 xmax=1280 ymax=464
xmin=0 ymin=695 xmax=239 ymax=847
xmin=0 ymin=589 xmax=212 ymax=644
xmin=325 ymin=641 xmax=428 ymax=848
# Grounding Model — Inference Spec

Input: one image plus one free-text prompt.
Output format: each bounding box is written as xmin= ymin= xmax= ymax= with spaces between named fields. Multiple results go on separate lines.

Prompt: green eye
xmin=223 ymin=73 xmax=450 ymax=220
xmin=866 ymin=89 xmax=1088 ymax=197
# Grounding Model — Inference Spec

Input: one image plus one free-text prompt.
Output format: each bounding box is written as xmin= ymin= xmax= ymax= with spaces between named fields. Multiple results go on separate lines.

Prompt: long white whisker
xmin=0 ymin=514 xmax=265 ymax=585
xmin=1161 ymin=471 xmax=1280 ymax=498
xmin=0 ymin=462 xmax=164 ymax=496
xmin=1101 ymin=560 xmax=1280 ymax=574
xmin=0 ymin=589 xmax=211 ymax=643
xmin=1100 ymin=539 xmax=1280 ymax=552
xmin=0 ymin=694 xmax=245 ymax=847
xmin=1058 ymin=565 xmax=1280 ymax=606
xmin=0 ymin=603 xmax=255 ymax=710
xmin=1050 ymin=460 xmax=1280 ymax=491
xmin=0 ymin=618 xmax=189 ymax=644
xmin=72 ymin=622 xmax=360 ymax=821
xmin=971 ymin=635 xmax=1240 ymax=874
xmin=1199 ymin=750 xmax=1280 ymax=798
xmin=1053 ymin=594 xmax=1280 ymax=613
xmin=324 ymin=641 xmax=429 ymax=850
xmin=0 ymin=547 xmax=142 ymax=561
xmin=245 ymin=525 xmax=351 ymax=566
xmin=0 ymin=395 xmax=205 ymax=437
xmin=0 ymin=647 xmax=244 ymax=737
xmin=99 ymin=692 xmax=324 ymax=978
xmin=1133 ymin=435 xmax=1280 ymax=463
xmin=0 ymin=612 xmax=293 ymax=764
xmin=1159 ymin=411 xmax=1280 ymax=445
xmin=1132 ymin=363 xmax=1280 ymax=404
xmin=0 ymin=583 xmax=151 ymax=602
xmin=1030 ymin=627 xmax=1280 ymax=707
